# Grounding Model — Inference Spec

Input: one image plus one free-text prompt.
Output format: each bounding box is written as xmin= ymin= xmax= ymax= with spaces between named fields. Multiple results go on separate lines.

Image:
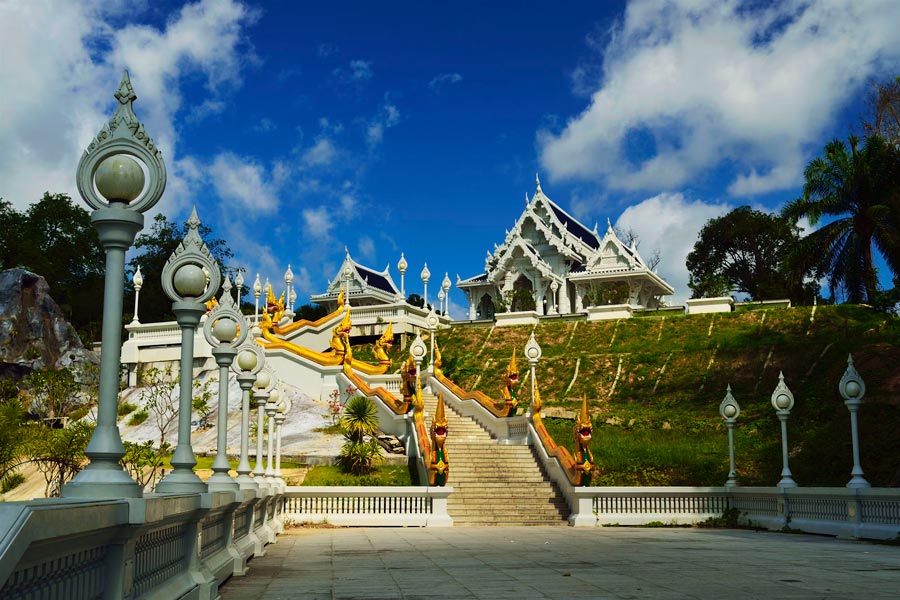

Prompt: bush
xmin=118 ymin=401 xmax=138 ymax=416
xmin=337 ymin=396 xmax=382 ymax=475
xmin=1 ymin=471 xmax=26 ymax=493
xmin=302 ymin=464 xmax=411 ymax=486
xmin=128 ymin=409 xmax=148 ymax=426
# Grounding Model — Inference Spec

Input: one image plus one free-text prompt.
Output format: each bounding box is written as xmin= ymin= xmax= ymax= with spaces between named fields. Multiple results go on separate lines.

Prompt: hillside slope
xmin=435 ymin=305 xmax=900 ymax=487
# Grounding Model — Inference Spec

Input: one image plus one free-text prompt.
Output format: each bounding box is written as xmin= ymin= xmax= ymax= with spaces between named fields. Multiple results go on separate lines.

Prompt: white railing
xmin=429 ymin=376 xmax=530 ymax=445
xmin=0 ymin=489 xmax=285 ymax=600
xmin=283 ymin=486 xmax=453 ymax=527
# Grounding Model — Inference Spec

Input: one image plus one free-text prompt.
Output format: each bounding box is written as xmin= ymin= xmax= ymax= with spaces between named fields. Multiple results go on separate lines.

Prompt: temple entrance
xmin=509 ymin=276 xmax=536 ymax=312
xmin=477 ymin=293 xmax=495 ymax=320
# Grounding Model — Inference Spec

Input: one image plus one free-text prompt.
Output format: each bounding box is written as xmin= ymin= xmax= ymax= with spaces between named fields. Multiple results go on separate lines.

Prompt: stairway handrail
xmin=433 ymin=372 xmax=515 ymax=418
xmin=428 ymin=375 xmax=529 ymax=445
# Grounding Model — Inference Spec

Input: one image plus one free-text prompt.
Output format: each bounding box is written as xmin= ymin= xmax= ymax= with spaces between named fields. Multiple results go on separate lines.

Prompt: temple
xmin=456 ymin=176 xmax=674 ymax=319
xmin=311 ymin=248 xmax=402 ymax=310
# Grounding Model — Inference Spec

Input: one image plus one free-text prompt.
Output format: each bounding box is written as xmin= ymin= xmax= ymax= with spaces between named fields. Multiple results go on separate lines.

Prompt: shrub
xmin=118 ymin=401 xmax=138 ymax=416
xmin=1 ymin=471 xmax=26 ymax=493
xmin=337 ymin=396 xmax=382 ymax=475
xmin=128 ymin=409 xmax=148 ymax=426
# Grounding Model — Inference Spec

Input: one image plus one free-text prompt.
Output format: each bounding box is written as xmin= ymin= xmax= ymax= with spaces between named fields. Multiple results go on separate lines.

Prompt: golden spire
xmin=577 ymin=394 xmax=591 ymax=428
xmin=434 ymin=392 xmax=448 ymax=427
xmin=509 ymin=347 xmax=518 ymax=373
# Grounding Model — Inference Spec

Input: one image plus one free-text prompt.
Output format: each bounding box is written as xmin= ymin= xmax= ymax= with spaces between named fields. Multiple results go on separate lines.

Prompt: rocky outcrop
xmin=0 ymin=268 xmax=98 ymax=372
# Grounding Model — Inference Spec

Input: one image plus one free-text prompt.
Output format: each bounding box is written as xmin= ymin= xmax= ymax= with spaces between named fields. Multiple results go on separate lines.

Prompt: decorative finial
xmin=535 ymin=172 xmax=542 ymax=192
xmin=187 ymin=207 xmax=201 ymax=230
xmin=525 ymin=192 xmax=530 ymax=205
xmin=114 ymin=71 xmax=137 ymax=105
xmin=223 ymin=276 xmax=232 ymax=293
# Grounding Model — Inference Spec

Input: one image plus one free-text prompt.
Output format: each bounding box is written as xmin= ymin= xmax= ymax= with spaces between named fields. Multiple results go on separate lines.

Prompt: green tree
xmin=687 ymin=206 xmax=815 ymax=303
xmin=25 ymin=420 xmax=93 ymax=497
xmin=863 ymin=76 xmax=900 ymax=147
xmin=120 ymin=439 xmax=172 ymax=491
xmin=337 ymin=395 xmax=382 ymax=475
xmin=127 ymin=213 xmax=235 ymax=323
xmin=783 ymin=135 xmax=900 ymax=303
xmin=295 ymin=303 xmax=328 ymax=321
xmin=23 ymin=367 xmax=81 ymax=420
xmin=140 ymin=366 xmax=178 ymax=448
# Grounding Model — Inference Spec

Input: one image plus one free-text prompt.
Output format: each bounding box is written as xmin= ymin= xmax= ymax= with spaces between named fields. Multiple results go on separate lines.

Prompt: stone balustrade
xmin=282 ymin=486 xmax=453 ymax=527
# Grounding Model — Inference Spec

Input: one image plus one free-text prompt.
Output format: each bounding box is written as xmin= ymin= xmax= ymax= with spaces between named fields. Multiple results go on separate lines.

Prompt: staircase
xmin=422 ymin=391 xmax=569 ymax=526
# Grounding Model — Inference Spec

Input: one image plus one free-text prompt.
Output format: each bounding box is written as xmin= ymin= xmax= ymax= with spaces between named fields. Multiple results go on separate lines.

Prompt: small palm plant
xmin=337 ymin=395 xmax=383 ymax=475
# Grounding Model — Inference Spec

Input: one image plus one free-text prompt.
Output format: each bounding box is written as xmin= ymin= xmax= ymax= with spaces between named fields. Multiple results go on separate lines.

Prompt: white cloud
xmin=614 ymin=192 xmax=730 ymax=304
xmin=302 ymin=138 xmax=337 ymax=167
xmin=429 ymin=72 xmax=463 ymax=93
xmin=539 ymin=0 xmax=900 ymax=197
xmin=208 ymin=152 xmax=280 ymax=213
xmin=367 ymin=100 xmax=401 ymax=147
xmin=357 ymin=236 xmax=376 ymax=262
xmin=302 ymin=206 xmax=335 ymax=240
xmin=330 ymin=59 xmax=373 ymax=89
xmin=0 ymin=0 xmax=256 ymax=215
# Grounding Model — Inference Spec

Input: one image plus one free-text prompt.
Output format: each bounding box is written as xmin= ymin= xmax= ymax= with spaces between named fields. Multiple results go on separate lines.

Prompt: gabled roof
xmin=315 ymin=249 xmax=401 ymax=301
xmin=546 ymin=199 xmax=600 ymax=250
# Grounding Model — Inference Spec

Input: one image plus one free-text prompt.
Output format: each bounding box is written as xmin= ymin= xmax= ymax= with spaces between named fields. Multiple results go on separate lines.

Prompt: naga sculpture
xmin=573 ymin=395 xmax=593 ymax=486
xmin=266 ymin=286 xmax=286 ymax=324
xmin=432 ymin=337 xmax=443 ymax=378
xmin=499 ymin=348 xmax=520 ymax=412
xmin=429 ymin=393 xmax=449 ymax=486
xmin=329 ymin=308 xmax=352 ymax=355
xmin=400 ymin=354 xmax=417 ymax=409
xmin=373 ymin=322 xmax=394 ymax=368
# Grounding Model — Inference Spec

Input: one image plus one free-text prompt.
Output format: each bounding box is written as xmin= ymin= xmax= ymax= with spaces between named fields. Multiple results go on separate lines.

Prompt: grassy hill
xmin=422 ymin=305 xmax=899 ymax=488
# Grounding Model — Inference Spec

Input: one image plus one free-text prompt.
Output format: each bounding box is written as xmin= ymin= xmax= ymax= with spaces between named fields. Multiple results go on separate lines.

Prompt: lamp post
xmin=274 ymin=404 xmax=286 ymax=491
xmin=839 ymin=354 xmax=870 ymax=488
xmin=235 ymin=270 xmax=244 ymax=308
xmin=524 ymin=333 xmax=542 ymax=412
xmin=265 ymin=388 xmax=280 ymax=485
xmin=203 ymin=276 xmax=247 ymax=492
xmin=437 ymin=289 xmax=445 ymax=317
xmin=253 ymin=367 xmax=275 ymax=490
xmin=421 ymin=263 xmax=431 ymax=307
xmin=64 ymin=72 xmax=165 ymax=499
xmin=131 ymin=266 xmax=143 ymax=324
xmin=155 ymin=208 xmax=220 ymax=494
xmin=398 ymin=253 xmax=408 ymax=299
xmin=550 ymin=280 xmax=559 ymax=315
xmin=231 ymin=338 xmax=264 ymax=491
xmin=441 ymin=272 xmax=451 ymax=315
xmin=719 ymin=385 xmax=740 ymax=488
xmin=426 ymin=308 xmax=439 ymax=376
xmin=771 ymin=371 xmax=797 ymax=488
xmin=284 ymin=264 xmax=294 ymax=318
xmin=253 ymin=273 xmax=262 ymax=322
xmin=409 ymin=334 xmax=427 ymax=392
xmin=343 ymin=262 xmax=353 ymax=305
xmin=289 ymin=288 xmax=297 ymax=316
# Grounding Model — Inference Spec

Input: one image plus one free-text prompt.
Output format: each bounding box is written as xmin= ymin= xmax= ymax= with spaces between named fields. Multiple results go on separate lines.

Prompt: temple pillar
xmin=575 ymin=284 xmax=584 ymax=312
xmin=559 ymin=281 xmax=570 ymax=314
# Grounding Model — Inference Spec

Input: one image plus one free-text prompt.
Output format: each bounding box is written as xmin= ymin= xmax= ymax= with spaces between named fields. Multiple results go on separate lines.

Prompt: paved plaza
xmin=219 ymin=526 xmax=900 ymax=599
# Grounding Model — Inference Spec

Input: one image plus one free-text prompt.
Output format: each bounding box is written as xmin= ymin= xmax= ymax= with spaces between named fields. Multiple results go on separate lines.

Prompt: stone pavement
xmin=219 ymin=526 xmax=900 ymax=599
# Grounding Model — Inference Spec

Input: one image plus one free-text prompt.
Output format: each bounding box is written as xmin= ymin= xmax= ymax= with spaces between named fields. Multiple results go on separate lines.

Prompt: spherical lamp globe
xmin=212 ymin=318 xmax=238 ymax=342
xmin=237 ymin=350 xmax=257 ymax=372
xmin=95 ymin=155 xmax=145 ymax=202
xmin=173 ymin=264 xmax=206 ymax=297
xmin=255 ymin=371 xmax=271 ymax=389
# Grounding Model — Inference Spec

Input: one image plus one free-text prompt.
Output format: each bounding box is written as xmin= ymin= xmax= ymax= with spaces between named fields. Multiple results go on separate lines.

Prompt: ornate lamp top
xmin=203 ymin=276 xmax=249 ymax=349
xmin=398 ymin=253 xmax=408 ymax=273
xmin=77 ymin=71 xmax=166 ymax=213
xmin=770 ymin=371 xmax=795 ymax=412
xmin=426 ymin=308 xmax=439 ymax=329
xmin=132 ymin=266 xmax=143 ymax=289
xmin=161 ymin=207 xmax=221 ymax=304
xmin=421 ymin=263 xmax=431 ymax=283
xmin=524 ymin=332 xmax=542 ymax=365
xmin=441 ymin=272 xmax=451 ymax=292
xmin=409 ymin=334 xmax=427 ymax=361
xmin=231 ymin=336 xmax=265 ymax=377
xmin=284 ymin=264 xmax=294 ymax=285
xmin=253 ymin=273 xmax=262 ymax=295
xmin=719 ymin=384 xmax=740 ymax=421
xmin=839 ymin=353 xmax=866 ymax=404
xmin=235 ymin=270 xmax=244 ymax=289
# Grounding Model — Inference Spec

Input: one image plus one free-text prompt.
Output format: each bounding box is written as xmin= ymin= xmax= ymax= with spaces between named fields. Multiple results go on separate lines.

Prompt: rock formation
xmin=0 ymin=268 xmax=98 ymax=372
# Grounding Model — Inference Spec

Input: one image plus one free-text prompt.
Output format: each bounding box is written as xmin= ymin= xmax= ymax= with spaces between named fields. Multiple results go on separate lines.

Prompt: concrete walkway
xmin=220 ymin=526 xmax=900 ymax=599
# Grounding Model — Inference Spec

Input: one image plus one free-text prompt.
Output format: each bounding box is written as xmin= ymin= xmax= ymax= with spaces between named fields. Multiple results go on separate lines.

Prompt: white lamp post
xmin=524 ymin=333 xmax=542 ymax=412
xmin=131 ymin=266 xmax=143 ymax=324
xmin=409 ymin=334 xmax=428 ymax=392
xmin=231 ymin=339 xmax=263 ymax=491
xmin=253 ymin=367 xmax=274 ymax=491
xmin=275 ymin=404 xmax=286 ymax=491
xmin=202 ymin=276 xmax=246 ymax=492
xmin=343 ymin=263 xmax=353 ymax=305
xmin=421 ymin=263 xmax=431 ymax=307
xmin=253 ymin=273 xmax=261 ymax=321
xmin=719 ymin=385 xmax=740 ymax=488
xmin=284 ymin=264 xmax=294 ymax=318
xmin=235 ymin=270 xmax=244 ymax=308
xmin=398 ymin=253 xmax=408 ymax=299
xmin=155 ymin=208 xmax=220 ymax=494
xmin=839 ymin=354 xmax=870 ymax=488
xmin=63 ymin=72 xmax=164 ymax=499
xmin=437 ymin=289 xmax=445 ymax=316
xmin=265 ymin=388 xmax=279 ymax=485
xmin=550 ymin=280 xmax=559 ymax=315
xmin=441 ymin=272 xmax=451 ymax=314
xmin=426 ymin=308 xmax=439 ymax=376
xmin=771 ymin=371 xmax=797 ymax=488
xmin=289 ymin=288 xmax=297 ymax=315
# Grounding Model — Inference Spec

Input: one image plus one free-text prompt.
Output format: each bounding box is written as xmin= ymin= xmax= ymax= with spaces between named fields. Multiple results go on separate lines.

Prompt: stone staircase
xmin=422 ymin=391 xmax=569 ymax=526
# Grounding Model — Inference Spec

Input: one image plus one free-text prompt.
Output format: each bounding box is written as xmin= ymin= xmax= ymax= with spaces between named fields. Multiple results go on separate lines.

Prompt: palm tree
xmin=783 ymin=135 xmax=900 ymax=303
xmin=337 ymin=395 xmax=382 ymax=475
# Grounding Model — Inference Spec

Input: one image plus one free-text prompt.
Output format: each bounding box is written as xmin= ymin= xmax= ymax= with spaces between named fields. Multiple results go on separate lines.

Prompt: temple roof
xmin=312 ymin=249 xmax=401 ymax=304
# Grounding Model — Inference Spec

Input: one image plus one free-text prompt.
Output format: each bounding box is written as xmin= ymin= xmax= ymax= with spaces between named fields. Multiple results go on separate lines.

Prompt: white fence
xmin=283 ymin=486 xmax=453 ymax=527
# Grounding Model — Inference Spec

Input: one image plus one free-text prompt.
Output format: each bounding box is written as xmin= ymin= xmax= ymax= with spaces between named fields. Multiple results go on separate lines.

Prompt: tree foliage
xmin=863 ymin=76 xmax=900 ymax=147
xmin=23 ymin=367 xmax=80 ymax=420
xmin=687 ymin=206 xmax=815 ymax=303
xmin=127 ymin=213 xmax=235 ymax=323
xmin=24 ymin=420 xmax=93 ymax=497
xmin=783 ymin=135 xmax=900 ymax=304
xmin=139 ymin=366 xmax=178 ymax=448
xmin=337 ymin=395 xmax=382 ymax=475
xmin=0 ymin=193 xmax=105 ymax=342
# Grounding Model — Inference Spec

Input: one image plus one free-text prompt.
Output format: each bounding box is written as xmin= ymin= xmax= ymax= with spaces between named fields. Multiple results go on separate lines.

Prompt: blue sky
xmin=2 ymin=0 xmax=899 ymax=316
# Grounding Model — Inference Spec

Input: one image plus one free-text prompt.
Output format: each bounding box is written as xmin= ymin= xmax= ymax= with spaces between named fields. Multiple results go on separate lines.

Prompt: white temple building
xmin=457 ymin=177 xmax=674 ymax=320
xmin=310 ymin=249 xmax=403 ymax=310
